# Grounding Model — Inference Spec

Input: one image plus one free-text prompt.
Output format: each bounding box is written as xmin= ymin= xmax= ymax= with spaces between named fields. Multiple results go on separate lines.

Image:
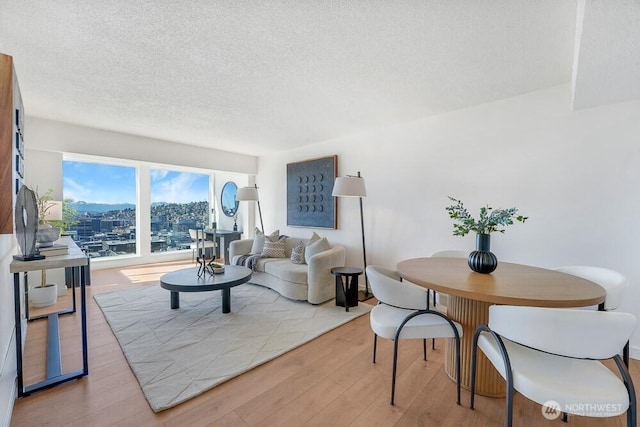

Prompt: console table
xmin=10 ymin=236 xmax=90 ymax=396
xmin=204 ymin=229 xmax=242 ymax=264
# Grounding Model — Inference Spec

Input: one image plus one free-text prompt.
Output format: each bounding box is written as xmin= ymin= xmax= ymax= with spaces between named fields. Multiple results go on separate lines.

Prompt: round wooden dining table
xmin=396 ymin=257 xmax=606 ymax=397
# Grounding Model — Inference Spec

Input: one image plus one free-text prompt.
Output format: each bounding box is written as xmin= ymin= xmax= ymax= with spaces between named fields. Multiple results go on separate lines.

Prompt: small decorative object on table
xmin=38 ymin=243 xmax=68 ymax=257
xmin=13 ymin=185 xmax=43 ymax=261
xmin=446 ymin=197 xmax=527 ymax=274
xmin=209 ymin=261 xmax=225 ymax=274
xmin=35 ymin=227 xmax=60 ymax=247
xmin=197 ymin=252 xmax=225 ymax=277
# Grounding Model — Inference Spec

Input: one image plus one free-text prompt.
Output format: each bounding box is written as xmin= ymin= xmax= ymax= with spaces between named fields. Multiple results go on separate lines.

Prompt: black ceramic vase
xmin=468 ymin=233 xmax=498 ymax=274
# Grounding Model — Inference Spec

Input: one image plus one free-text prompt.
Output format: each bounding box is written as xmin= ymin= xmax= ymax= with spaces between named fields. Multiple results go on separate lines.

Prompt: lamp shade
xmin=332 ymin=176 xmax=366 ymax=197
xmin=236 ymin=186 xmax=259 ymax=201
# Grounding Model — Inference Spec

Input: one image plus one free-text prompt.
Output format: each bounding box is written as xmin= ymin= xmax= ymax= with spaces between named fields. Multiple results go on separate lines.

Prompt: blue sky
xmin=150 ymin=169 xmax=209 ymax=203
xmin=63 ymin=161 xmax=209 ymax=204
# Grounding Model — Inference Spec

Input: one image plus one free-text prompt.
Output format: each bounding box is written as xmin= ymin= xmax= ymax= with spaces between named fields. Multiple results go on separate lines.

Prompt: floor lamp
xmin=236 ymin=184 xmax=264 ymax=234
xmin=332 ymin=171 xmax=372 ymax=301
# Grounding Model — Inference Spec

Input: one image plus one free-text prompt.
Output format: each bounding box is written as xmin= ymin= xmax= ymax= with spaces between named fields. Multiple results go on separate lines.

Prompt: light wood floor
xmin=10 ymin=260 xmax=638 ymax=426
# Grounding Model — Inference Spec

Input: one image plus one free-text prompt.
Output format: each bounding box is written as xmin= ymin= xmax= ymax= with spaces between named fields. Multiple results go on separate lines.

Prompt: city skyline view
xmin=63 ymin=160 xmax=209 ymax=204
xmin=62 ymin=160 xmax=212 ymax=258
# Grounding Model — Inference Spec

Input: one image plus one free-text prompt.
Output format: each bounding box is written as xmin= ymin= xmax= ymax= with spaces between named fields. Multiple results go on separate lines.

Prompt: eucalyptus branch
xmin=35 ymin=187 xmax=55 ymax=224
xmin=446 ymin=196 xmax=527 ymax=236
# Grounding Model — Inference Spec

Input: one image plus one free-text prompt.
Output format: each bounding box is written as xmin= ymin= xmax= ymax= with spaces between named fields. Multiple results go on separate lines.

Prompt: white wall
xmin=0 ymin=236 xmax=17 ymax=425
xmin=27 ymin=117 xmax=257 ymax=175
xmin=258 ymin=84 xmax=640 ymax=356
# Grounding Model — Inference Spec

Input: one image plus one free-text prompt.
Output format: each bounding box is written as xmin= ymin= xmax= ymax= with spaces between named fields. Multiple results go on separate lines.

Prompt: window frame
xmin=62 ymin=154 xmax=216 ymax=264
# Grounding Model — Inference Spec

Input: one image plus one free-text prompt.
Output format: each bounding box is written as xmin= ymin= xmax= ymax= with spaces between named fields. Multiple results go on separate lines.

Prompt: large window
xmin=63 ymin=160 xmax=137 ymax=257
xmin=150 ymin=169 xmax=210 ymax=253
xmin=63 ymin=158 xmax=215 ymax=259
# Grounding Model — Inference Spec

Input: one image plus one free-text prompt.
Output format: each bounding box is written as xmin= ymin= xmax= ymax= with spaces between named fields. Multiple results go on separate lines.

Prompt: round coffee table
xmin=160 ymin=265 xmax=252 ymax=313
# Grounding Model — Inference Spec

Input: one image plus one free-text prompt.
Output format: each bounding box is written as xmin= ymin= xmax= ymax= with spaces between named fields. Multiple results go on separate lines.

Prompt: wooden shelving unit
xmin=0 ymin=52 xmax=24 ymax=235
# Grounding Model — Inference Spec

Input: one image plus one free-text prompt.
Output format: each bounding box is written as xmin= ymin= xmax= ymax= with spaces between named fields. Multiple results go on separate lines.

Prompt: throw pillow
xmin=308 ymin=231 xmax=322 ymax=245
xmin=251 ymin=228 xmax=279 ymax=254
xmin=251 ymin=235 xmax=265 ymax=255
xmin=262 ymin=239 xmax=286 ymax=258
xmin=290 ymin=240 xmax=305 ymax=264
xmin=304 ymin=236 xmax=331 ymax=263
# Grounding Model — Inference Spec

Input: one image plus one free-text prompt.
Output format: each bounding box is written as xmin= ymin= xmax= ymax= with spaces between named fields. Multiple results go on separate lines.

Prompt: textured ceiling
xmin=572 ymin=0 xmax=640 ymax=109
xmin=0 ymin=1 xmax=637 ymax=156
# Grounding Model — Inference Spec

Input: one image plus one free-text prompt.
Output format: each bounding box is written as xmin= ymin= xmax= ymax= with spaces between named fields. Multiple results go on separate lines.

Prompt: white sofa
xmin=229 ymin=236 xmax=346 ymax=304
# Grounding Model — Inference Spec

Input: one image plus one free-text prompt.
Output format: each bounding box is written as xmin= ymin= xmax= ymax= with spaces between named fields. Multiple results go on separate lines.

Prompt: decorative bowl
xmin=36 ymin=226 xmax=61 ymax=247
xmin=212 ymin=266 xmax=225 ymax=274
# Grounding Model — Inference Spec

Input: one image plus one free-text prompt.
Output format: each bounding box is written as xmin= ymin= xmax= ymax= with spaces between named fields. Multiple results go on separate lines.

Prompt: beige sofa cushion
xmin=263 ymin=259 xmax=308 ymax=285
xmin=253 ymin=258 xmax=282 ymax=273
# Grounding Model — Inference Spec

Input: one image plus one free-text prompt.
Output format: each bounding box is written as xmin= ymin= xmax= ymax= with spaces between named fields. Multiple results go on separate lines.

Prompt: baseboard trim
xmin=629 ymin=343 xmax=640 ymax=361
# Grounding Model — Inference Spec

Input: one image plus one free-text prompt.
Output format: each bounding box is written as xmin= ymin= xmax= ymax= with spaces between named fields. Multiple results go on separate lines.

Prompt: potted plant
xmin=445 ymin=196 xmax=527 ymax=273
xmin=31 ymin=190 xmax=80 ymax=307
xmin=35 ymin=187 xmax=61 ymax=247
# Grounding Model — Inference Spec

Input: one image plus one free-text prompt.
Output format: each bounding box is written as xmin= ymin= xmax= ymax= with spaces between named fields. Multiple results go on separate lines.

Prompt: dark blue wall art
xmin=287 ymin=155 xmax=337 ymax=228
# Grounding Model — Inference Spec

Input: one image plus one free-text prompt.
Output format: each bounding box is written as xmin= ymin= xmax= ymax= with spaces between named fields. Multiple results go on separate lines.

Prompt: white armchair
xmin=554 ymin=265 xmax=630 ymax=366
xmin=367 ymin=265 xmax=463 ymax=406
xmin=554 ymin=266 xmax=628 ymax=311
xmin=471 ymin=305 xmax=637 ymax=426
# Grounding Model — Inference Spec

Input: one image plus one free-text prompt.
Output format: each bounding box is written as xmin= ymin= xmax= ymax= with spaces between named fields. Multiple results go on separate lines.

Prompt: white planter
xmin=57 ymin=283 xmax=68 ymax=297
xmin=30 ymin=284 xmax=58 ymax=307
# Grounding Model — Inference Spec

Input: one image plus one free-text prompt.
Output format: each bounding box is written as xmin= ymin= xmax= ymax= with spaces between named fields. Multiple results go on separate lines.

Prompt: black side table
xmin=331 ymin=267 xmax=363 ymax=312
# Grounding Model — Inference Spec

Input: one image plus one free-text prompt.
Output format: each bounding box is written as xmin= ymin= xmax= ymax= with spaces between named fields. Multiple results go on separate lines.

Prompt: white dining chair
xmin=430 ymin=249 xmax=468 ymax=258
xmin=189 ymin=228 xmax=216 ymax=262
xmin=554 ymin=265 xmax=630 ymax=366
xmin=367 ymin=265 xmax=463 ymax=405
xmin=429 ymin=249 xmax=467 ymax=311
xmin=471 ymin=305 xmax=637 ymax=427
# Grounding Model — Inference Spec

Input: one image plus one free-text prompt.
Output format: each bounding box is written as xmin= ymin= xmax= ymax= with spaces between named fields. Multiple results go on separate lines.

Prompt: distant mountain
xmin=68 ymin=200 xmax=206 ymax=213
xmin=69 ymin=201 xmax=136 ymax=213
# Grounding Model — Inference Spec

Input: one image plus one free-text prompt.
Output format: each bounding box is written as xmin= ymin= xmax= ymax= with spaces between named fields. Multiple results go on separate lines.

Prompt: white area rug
xmin=94 ymin=283 xmax=371 ymax=412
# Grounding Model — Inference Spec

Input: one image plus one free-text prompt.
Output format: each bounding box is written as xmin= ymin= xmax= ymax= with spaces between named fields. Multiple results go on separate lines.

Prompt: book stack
xmin=38 ymin=243 xmax=69 ymax=257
